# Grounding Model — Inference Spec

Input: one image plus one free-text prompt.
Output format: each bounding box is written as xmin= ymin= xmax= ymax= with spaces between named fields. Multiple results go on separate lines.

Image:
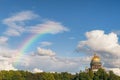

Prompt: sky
xmin=0 ymin=0 xmax=120 ymax=75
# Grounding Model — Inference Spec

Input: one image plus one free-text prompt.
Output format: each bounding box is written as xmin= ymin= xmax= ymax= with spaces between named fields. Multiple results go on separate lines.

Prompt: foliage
xmin=0 ymin=68 xmax=119 ymax=80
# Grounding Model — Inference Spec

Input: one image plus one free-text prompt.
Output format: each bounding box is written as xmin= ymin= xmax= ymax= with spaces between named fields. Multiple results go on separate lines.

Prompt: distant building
xmin=90 ymin=54 xmax=102 ymax=72
xmin=85 ymin=53 xmax=102 ymax=72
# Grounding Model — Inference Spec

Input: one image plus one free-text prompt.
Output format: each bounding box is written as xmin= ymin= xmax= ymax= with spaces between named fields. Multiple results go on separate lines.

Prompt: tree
xmin=62 ymin=72 xmax=74 ymax=80
xmin=108 ymin=71 xmax=120 ymax=80
xmin=95 ymin=68 xmax=108 ymax=80
xmin=88 ymin=70 xmax=94 ymax=79
xmin=75 ymin=72 xmax=92 ymax=80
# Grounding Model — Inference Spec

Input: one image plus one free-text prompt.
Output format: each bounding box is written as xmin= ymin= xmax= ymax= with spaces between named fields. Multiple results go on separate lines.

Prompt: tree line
xmin=0 ymin=68 xmax=120 ymax=80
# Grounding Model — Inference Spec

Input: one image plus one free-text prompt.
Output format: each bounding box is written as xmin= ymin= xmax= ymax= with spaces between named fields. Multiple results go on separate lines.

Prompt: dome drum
xmin=90 ymin=54 xmax=102 ymax=72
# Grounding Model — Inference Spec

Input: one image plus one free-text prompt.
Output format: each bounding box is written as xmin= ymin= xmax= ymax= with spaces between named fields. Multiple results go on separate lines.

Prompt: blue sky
xmin=0 ymin=0 xmax=120 ymax=74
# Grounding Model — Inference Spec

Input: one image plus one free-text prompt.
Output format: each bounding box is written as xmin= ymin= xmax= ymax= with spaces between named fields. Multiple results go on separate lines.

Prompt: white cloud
xmin=16 ymin=54 xmax=90 ymax=73
xmin=14 ymin=46 xmax=90 ymax=72
xmin=3 ymin=11 xmax=69 ymax=36
xmin=78 ymin=30 xmax=120 ymax=56
xmin=0 ymin=42 xmax=92 ymax=73
xmin=3 ymin=11 xmax=38 ymax=25
xmin=107 ymin=68 xmax=120 ymax=76
xmin=0 ymin=45 xmax=20 ymax=70
xmin=0 ymin=39 xmax=90 ymax=73
xmin=0 ymin=36 xmax=8 ymax=45
xmin=77 ymin=30 xmax=120 ymax=69
xmin=40 ymin=41 xmax=52 ymax=47
xmin=5 ymin=27 xmax=25 ymax=36
xmin=33 ymin=68 xmax=43 ymax=73
xmin=0 ymin=47 xmax=18 ymax=58
xmin=1 ymin=10 xmax=71 ymax=72
xmin=3 ymin=11 xmax=39 ymax=36
xmin=37 ymin=47 xmax=55 ymax=56
xmin=27 ymin=21 xmax=69 ymax=34
xmin=0 ymin=48 xmax=17 ymax=71
xmin=0 ymin=61 xmax=17 ymax=71
xmin=0 ymin=43 xmax=87 ymax=73
xmin=112 ymin=30 xmax=120 ymax=36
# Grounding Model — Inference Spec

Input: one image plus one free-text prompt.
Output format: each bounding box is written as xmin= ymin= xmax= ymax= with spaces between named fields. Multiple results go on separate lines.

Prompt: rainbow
xmin=14 ymin=26 xmax=56 ymax=65
xmin=19 ymin=33 xmax=44 ymax=55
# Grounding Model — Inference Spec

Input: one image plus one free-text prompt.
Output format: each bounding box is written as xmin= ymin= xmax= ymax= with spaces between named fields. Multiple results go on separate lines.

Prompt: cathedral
xmin=90 ymin=54 xmax=102 ymax=72
xmin=85 ymin=53 xmax=102 ymax=72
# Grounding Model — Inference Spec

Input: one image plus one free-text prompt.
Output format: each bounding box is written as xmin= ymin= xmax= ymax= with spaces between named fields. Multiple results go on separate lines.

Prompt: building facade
xmin=90 ymin=54 xmax=102 ymax=72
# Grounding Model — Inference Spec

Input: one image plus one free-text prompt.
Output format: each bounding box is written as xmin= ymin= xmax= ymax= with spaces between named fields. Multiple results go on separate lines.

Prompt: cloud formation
xmin=37 ymin=47 xmax=56 ymax=56
xmin=16 ymin=54 xmax=90 ymax=73
xmin=0 ymin=36 xmax=8 ymax=45
xmin=77 ymin=30 xmax=120 ymax=75
xmin=0 ymin=60 xmax=17 ymax=71
xmin=0 ymin=47 xmax=18 ymax=71
xmin=33 ymin=68 xmax=43 ymax=73
xmin=78 ymin=30 xmax=120 ymax=56
xmin=27 ymin=21 xmax=69 ymax=34
xmin=0 ymin=10 xmax=73 ymax=73
xmin=3 ymin=11 xmax=38 ymax=36
xmin=3 ymin=11 xmax=69 ymax=36
xmin=107 ymin=68 xmax=120 ymax=76
xmin=112 ymin=30 xmax=120 ymax=36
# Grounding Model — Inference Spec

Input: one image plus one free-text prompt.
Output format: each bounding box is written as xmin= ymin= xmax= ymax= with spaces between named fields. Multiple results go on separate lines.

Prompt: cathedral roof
xmin=91 ymin=54 xmax=101 ymax=62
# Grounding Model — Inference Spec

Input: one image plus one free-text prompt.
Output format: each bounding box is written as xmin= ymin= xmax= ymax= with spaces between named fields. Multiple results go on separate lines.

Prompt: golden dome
xmin=91 ymin=54 xmax=100 ymax=62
